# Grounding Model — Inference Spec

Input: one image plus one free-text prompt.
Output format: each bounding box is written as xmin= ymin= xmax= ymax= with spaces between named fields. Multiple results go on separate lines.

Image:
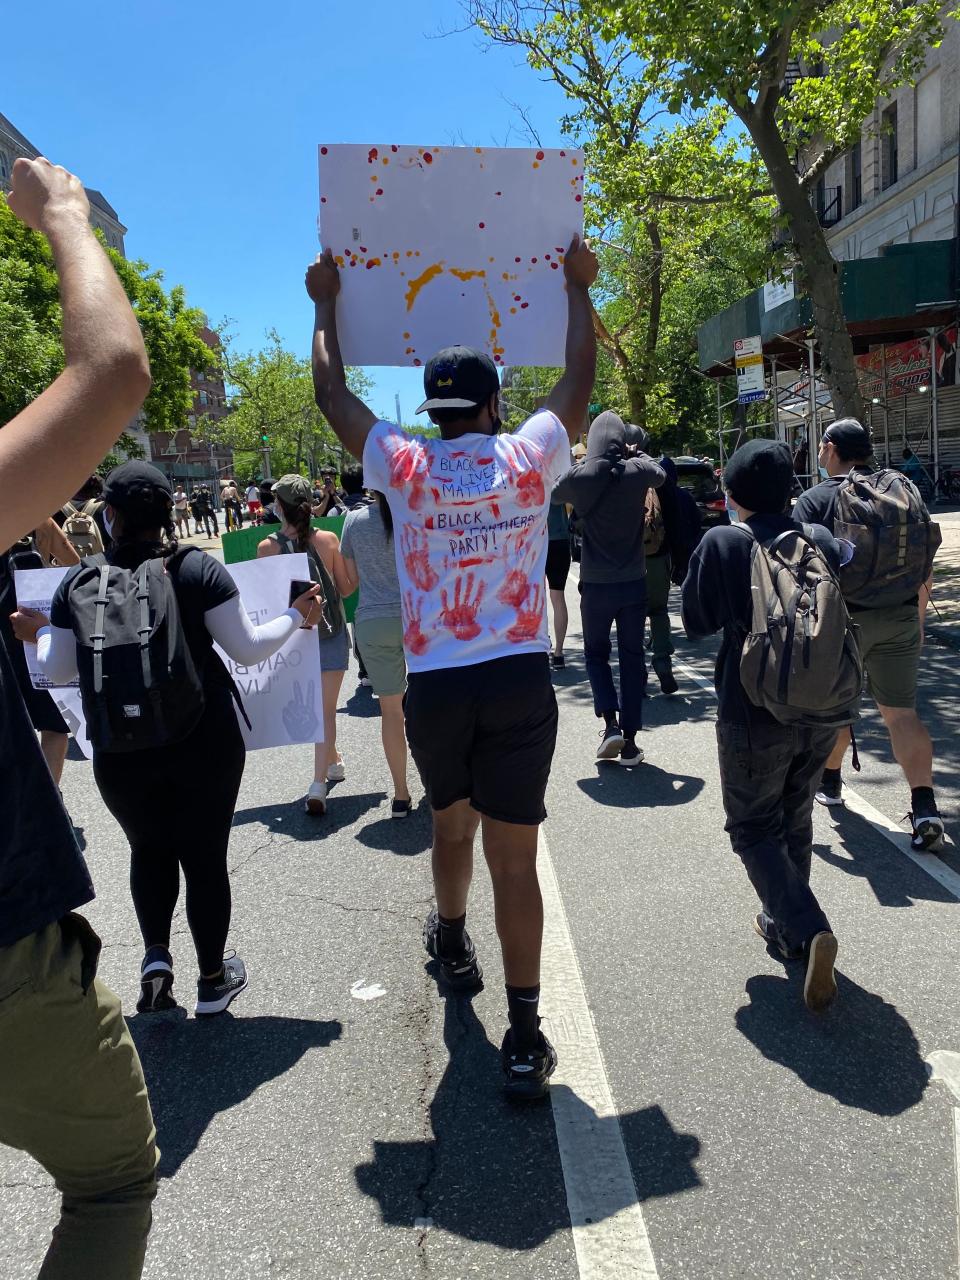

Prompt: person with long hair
xmin=13 ymin=461 xmax=323 ymax=1017
xmin=256 ymin=474 xmax=354 ymax=815
xmin=339 ymin=490 xmax=412 ymax=817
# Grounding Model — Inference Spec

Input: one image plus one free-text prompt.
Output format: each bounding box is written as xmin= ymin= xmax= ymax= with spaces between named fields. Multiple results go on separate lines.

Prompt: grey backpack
xmin=739 ymin=526 xmax=862 ymax=729
xmin=833 ymin=468 xmax=941 ymax=607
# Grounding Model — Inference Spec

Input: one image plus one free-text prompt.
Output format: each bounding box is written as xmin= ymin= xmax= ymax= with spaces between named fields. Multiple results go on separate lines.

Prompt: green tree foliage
xmin=589 ymin=0 xmax=955 ymax=419
xmin=469 ymin=1 xmax=772 ymax=429
xmin=209 ymin=329 xmax=373 ymax=480
xmin=0 ymin=195 xmax=212 ymax=435
xmin=96 ymin=432 xmax=147 ymax=478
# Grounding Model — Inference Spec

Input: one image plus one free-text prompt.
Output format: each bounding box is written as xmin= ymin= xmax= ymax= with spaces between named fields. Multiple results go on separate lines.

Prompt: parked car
xmin=672 ymin=457 xmax=729 ymax=529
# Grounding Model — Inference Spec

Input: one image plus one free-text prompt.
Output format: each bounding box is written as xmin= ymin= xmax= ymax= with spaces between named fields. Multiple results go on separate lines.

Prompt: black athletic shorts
xmin=405 ymin=652 xmax=559 ymax=825
xmin=545 ymin=539 xmax=572 ymax=592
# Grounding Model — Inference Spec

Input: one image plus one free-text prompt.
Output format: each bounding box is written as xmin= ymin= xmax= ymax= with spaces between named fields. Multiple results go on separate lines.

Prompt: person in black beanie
xmin=681 ymin=438 xmax=843 ymax=1013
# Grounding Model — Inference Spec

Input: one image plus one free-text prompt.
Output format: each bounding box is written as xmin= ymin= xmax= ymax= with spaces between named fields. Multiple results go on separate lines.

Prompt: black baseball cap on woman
xmin=416 ymin=346 xmax=500 ymax=414
xmin=103 ymin=461 xmax=173 ymax=509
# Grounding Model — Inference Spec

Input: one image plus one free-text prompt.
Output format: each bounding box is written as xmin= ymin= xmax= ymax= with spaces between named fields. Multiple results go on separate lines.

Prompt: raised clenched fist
xmin=7 ymin=157 xmax=89 ymax=234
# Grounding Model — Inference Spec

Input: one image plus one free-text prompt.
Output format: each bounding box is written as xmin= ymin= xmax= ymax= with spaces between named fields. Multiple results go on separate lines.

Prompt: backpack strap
xmin=61 ymin=501 xmax=78 ymax=520
xmin=92 ymin=565 xmax=110 ymax=696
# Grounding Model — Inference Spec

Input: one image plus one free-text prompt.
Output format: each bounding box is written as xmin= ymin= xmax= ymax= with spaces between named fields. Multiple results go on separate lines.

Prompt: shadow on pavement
xmin=129 ymin=1010 xmax=342 ymax=1178
xmin=812 ymin=810 xmax=959 ymax=908
xmin=576 ymin=762 xmax=705 ymax=809
xmin=736 ymin=970 xmax=927 ymax=1115
xmin=232 ymin=791 xmax=385 ymax=840
xmin=355 ymin=997 xmax=700 ymax=1247
xmin=356 ymin=800 xmax=432 ymax=856
xmin=342 ymin=686 xmax=381 ymax=719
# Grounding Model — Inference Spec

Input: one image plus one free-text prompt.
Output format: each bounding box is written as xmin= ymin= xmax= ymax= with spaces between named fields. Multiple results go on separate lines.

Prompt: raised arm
xmin=306 ymin=249 xmax=376 ymax=462
xmin=0 ymin=158 xmax=152 ymax=552
xmin=545 ymin=235 xmax=599 ymax=443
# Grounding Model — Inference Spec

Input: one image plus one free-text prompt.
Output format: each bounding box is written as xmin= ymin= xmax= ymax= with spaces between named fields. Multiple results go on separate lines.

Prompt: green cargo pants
xmin=645 ymin=552 xmax=675 ymax=660
xmin=0 ymin=915 xmax=157 ymax=1279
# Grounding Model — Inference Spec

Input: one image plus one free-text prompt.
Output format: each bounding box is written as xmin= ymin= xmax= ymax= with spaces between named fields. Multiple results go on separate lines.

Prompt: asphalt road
xmin=3 ymin=568 xmax=959 ymax=1280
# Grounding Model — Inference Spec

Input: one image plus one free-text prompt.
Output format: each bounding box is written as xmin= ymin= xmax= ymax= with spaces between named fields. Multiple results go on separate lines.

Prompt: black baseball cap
xmin=103 ymin=461 xmax=173 ymax=509
xmin=723 ymin=439 xmax=794 ymax=514
xmin=822 ymin=417 xmax=873 ymax=461
xmin=416 ymin=346 xmax=500 ymax=414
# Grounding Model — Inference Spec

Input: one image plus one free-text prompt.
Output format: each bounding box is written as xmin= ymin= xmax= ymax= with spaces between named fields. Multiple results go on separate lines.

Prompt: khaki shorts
xmin=853 ymin=603 xmax=921 ymax=709
xmin=355 ymin=615 xmax=406 ymax=697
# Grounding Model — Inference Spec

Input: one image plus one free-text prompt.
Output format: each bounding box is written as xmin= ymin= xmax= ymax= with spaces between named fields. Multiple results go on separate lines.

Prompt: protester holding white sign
xmin=11 ymin=461 xmax=323 ymax=1021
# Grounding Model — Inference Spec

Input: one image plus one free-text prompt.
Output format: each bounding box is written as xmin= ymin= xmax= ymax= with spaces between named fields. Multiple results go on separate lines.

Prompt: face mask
xmin=725 ymin=496 xmax=739 ymax=523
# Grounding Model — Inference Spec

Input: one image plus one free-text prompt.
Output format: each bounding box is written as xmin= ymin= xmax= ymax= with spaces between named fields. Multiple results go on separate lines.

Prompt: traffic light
xmin=261 ymin=432 xmax=270 ymax=444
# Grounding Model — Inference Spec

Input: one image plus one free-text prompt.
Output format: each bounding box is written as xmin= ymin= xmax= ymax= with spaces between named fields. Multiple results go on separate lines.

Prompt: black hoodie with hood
xmin=553 ymin=411 xmax=665 ymax=584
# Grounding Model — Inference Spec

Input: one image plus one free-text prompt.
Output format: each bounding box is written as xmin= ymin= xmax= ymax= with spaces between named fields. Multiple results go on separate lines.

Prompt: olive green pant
xmin=645 ymin=553 xmax=675 ymax=659
xmin=0 ymin=915 xmax=157 ymax=1279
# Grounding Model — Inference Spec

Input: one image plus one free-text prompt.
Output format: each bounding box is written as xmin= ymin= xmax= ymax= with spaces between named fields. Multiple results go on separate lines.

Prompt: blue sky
xmin=4 ymin=0 xmax=572 ymax=421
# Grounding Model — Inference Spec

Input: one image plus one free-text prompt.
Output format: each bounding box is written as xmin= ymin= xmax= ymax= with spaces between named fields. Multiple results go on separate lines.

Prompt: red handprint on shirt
xmin=400 ymin=524 xmax=438 ymax=591
xmin=402 ymin=592 xmax=430 ymax=657
xmin=506 ymin=584 xmax=545 ymax=644
xmin=379 ymin=434 xmax=429 ymax=511
xmin=439 ymin=573 xmax=485 ymax=642
xmin=497 ymin=567 xmax=531 ymax=609
xmin=503 ymin=447 xmax=546 ymax=508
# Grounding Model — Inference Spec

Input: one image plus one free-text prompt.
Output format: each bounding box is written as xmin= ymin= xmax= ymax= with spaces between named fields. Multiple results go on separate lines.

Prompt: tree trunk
xmin=746 ymin=107 xmax=866 ymax=423
xmin=294 ymin=428 xmax=303 ymax=474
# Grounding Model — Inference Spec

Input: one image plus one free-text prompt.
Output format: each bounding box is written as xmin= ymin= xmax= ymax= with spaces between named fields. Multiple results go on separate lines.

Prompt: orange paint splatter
xmin=405 ymin=262 xmax=445 ymax=310
xmin=334 ymin=255 xmax=345 ymax=267
xmin=403 ymin=331 xmax=411 ymax=339
xmin=450 ymin=268 xmax=486 ymax=282
xmin=532 ymin=162 xmax=540 ymax=169
xmin=510 ymin=307 xmax=517 ymax=315
xmin=366 ymin=258 xmax=382 ymax=270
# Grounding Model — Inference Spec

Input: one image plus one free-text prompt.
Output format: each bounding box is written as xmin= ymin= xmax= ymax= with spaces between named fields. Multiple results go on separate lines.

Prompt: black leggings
xmin=94 ymin=702 xmax=246 ymax=976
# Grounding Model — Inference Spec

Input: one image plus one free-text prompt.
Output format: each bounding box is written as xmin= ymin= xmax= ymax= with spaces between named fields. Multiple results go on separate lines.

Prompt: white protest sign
xmin=318 ymin=143 xmax=585 ymax=368
xmin=734 ymin=335 xmax=766 ymax=403
xmin=12 ymin=556 xmax=323 ymax=757
xmin=14 ymin=566 xmax=77 ymax=689
xmin=217 ymin=555 xmax=324 ymax=752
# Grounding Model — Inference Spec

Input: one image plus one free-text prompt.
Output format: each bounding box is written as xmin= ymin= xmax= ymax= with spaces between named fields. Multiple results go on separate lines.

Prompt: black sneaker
xmin=549 ymin=653 xmax=565 ymax=670
xmin=422 ymin=908 xmax=483 ymax=992
xmin=195 ymin=954 xmax=249 ymax=1016
xmin=616 ymin=739 xmax=645 ymax=767
xmin=138 ymin=946 xmax=176 ymax=1013
xmin=752 ymin=912 xmax=804 ymax=961
xmin=652 ymin=657 xmax=679 ymax=695
xmin=815 ymin=771 xmax=843 ymax=807
xmin=596 ymin=724 xmax=625 ymax=760
xmin=910 ymin=812 xmax=945 ymax=852
xmin=391 ymin=797 xmax=412 ymax=819
xmin=501 ymin=1026 xmax=558 ymax=1102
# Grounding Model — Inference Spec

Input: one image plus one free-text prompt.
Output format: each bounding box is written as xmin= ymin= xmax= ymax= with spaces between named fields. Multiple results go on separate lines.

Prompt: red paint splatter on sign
xmin=424 ymin=152 xmax=433 ymax=164
xmin=367 ymin=147 xmax=378 ymax=163
xmin=536 ymin=151 xmax=545 ymax=160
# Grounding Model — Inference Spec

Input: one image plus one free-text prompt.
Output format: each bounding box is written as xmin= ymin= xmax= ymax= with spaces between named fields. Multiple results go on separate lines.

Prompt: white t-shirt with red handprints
xmin=363 ymin=411 xmax=570 ymax=673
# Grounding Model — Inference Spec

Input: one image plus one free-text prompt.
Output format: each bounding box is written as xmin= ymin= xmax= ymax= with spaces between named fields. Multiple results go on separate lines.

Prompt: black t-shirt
xmin=0 ymin=637 xmax=95 ymax=947
xmin=681 ymin=513 xmax=841 ymax=726
xmin=51 ymin=545 xmax=239 ymax=708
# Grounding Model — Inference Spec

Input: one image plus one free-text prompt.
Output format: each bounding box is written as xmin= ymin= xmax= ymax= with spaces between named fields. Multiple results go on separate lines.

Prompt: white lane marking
xmin=539 ymin=830 xmax=661 ymax=1279
xmin=672 ymin=659 xmax=960 ymax=903
xmin=926 ymin=1052 xmax=960 ymax=1278
xmin=350 ymin=979 xmax=387 ymax=1001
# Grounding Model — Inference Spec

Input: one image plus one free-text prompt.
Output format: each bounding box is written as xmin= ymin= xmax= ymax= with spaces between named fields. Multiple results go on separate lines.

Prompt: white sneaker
xmin=326 ymin=759 xmax=346 ymax=782
xmin=305 ymin=780 xmax=328 ymax=814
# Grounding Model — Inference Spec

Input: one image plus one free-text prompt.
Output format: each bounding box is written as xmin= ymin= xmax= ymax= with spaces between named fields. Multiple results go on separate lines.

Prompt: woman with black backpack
xmin=256 ymin=473 xmax=353 ymax=815
xmin=11 ymin=462 xmax=323 ymax=1017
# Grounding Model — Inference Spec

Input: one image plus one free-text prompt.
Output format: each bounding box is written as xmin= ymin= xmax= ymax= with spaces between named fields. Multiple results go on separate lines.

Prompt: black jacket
xmin=681 ymin=513 xmax=840 ymax=725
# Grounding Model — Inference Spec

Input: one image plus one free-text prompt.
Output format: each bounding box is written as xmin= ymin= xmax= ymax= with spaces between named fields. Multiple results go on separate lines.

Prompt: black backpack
xmin=739 ymin=525 xmax=862 ymax=729
xmin=65 ymin=552 xmax=205 ymax=752
xmin=833 ymin=468 xmax=942 ymax=607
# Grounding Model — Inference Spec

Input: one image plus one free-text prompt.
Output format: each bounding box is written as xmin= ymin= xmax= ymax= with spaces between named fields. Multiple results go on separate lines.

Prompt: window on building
xmin=916 ymin=71 xmax=941 ymax=166
xmin=847 ymin=141 xmax=862 ymax=211
xmin=199 ymin=390 xmax=208 ymax=406
xmin=881 ymin=103 xmax=898 ymax=189
xmin=0 ymin=152 xmax=8 ymax=180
